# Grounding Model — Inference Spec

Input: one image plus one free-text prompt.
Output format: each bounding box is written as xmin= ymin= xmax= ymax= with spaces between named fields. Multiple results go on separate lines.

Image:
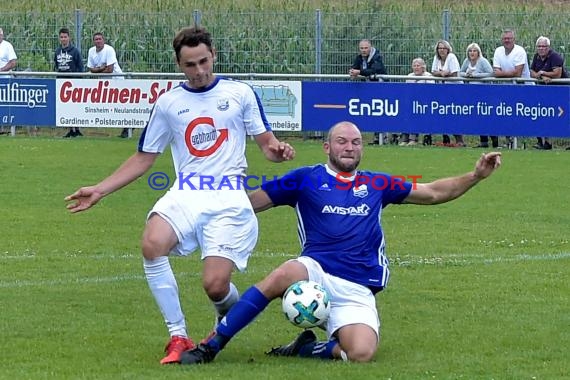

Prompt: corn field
xmin=2 ymin=0 xmax=569 ymax=75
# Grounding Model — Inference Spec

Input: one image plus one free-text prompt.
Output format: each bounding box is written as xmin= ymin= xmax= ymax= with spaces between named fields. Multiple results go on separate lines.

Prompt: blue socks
xmin=298 ymin=339 xmax=336 ymax=359
xmin=209 ymin=286 xmax=270 ymax=351
xmin=205 ymin=285 xmax=337 ymax=360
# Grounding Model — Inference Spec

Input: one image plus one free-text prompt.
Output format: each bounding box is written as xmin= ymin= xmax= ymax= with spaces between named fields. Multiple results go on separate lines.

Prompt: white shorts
xmin=295 ymin=256 xmax=380 ymax=341
xmin=148 ymin=188 xmax=258 ymax=271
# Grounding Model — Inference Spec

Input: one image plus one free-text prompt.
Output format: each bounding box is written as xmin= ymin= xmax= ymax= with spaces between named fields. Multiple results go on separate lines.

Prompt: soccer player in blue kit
xmin=180 ymin=121 xmax=502 ymax=364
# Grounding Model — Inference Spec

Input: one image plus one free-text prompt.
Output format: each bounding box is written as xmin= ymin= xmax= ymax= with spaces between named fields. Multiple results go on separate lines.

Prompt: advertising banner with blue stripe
xmin=302 ymin=82 xmax=570 ymax=136
xmin=0 ymin=79 xmax=56 ymax=126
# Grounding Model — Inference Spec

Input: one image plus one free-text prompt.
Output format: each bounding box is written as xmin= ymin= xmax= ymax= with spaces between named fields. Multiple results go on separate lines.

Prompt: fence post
xmin=305 ymin=9 xmax=324 ymax=141
xmin=315 ymin=9 xmax=322 ymax=75
xmin=442 ymin=9 xmax=450 ymax=40
xmin=193 ymin=10 xmax=202 ymax=27
xmin=75 ymin=9 xmax=83 ymax=54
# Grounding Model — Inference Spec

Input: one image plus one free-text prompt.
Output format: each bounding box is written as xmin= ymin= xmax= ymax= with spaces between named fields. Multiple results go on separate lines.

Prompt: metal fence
xmin=2 ymin=9 xmax=569 ymax=148
xmin=2 ymin=10 xmax=569 ymax=75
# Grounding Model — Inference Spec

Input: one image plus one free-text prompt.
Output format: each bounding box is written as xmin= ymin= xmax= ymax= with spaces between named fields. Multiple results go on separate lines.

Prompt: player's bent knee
xmin=141 ymin=214 xmax=178 ymax=260
xmin=345 ymin=345 xmax=377 ymax=362
xmin=202 ymin=277 xmax=230 ymax=301
xmin=141 ymin=237 xmax=165 ymax=260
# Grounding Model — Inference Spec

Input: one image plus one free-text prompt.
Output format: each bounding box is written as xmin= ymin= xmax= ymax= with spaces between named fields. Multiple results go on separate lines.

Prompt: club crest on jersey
xmin=353 ymin=184 xmax=368 ymax=198
xmin=217 ymin=98 xmax=230 ymax=111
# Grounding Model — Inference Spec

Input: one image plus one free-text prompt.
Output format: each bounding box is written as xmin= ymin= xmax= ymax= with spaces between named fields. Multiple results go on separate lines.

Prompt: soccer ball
xmin=282 ymin=280 xmax=331 ymax=328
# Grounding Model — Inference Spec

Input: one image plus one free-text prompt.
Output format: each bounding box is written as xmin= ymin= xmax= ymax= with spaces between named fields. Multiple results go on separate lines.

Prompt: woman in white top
xmin=400 ymin=58 xmax=435 ymax=146
xmin=431 ymin=40 xmax=464 ymax=146
xmin=431 ymin=40 xmax=461 ymax=81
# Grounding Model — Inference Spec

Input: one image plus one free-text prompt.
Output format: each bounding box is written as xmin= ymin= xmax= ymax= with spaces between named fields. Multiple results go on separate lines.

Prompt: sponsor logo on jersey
xmin=321 ymin=203 xmax=370 ymax=216
xmin=185 ymin=116 xmax=228 ymax=157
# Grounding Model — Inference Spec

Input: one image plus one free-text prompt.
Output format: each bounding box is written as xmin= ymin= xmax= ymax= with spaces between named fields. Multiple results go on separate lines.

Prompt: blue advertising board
xmin=0 ymin=79 xmax=56 ymax=126
xmin=302 ymin=82 xmax=570 ymax=136
xmin=2 ymin=78 xmax=570 ymax=136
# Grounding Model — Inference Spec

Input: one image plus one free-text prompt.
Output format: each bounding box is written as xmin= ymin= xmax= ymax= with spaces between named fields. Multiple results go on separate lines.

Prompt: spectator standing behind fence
xmin=492 ymin=29 xmax=532 ymax=149
xmin=55 ymin=27 xmax=85 ymax=138
xmin=87 ymin=32 xmax=129 ymax=138
xmin=431 ymin=40 xmax=465 ymax=147
xmin=493 ymin=29 xmax=531 ymax=82
xmin=0 ymin=27 xmax=18 ymax=135
xmin=0 ymin=28 xmax=17 ymax=77
xmin=349 ymin=39 xmax=387 ymax=81
xmin=350 ymin=39 xmax=388 ymax=145
xmin=459 ymin=43 xmax=496 ymax=148
xmin=530 ymin=36 xmax=568 ymax=150
xmin=400 ymin=58 xmax=434 ymax=146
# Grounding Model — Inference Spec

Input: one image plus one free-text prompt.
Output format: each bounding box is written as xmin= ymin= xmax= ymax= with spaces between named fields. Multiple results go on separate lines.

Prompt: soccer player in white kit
xmin=179 ymin=121 xmax=502 ymax=364
xmin=65 ymin=26 xmax=295 ymax=364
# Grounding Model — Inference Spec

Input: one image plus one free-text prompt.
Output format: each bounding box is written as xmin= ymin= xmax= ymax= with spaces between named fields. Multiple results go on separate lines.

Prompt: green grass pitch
xmin=0 ymin=136 xmax=568 ymax=379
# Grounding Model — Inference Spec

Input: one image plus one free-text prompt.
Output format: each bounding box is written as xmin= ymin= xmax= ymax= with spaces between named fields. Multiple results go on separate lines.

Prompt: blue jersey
xmin=261 ymin=164 xmax=413 ymax=292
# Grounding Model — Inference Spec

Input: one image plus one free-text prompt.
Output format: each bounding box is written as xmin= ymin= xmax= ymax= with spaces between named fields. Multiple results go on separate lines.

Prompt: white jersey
xmin=492 ymin=44 xmax=531 ymax=79
xmin=87 ymin=44 xmax=123 ymax=74
xmin=0 ymin=40 xmax=17 ymax=78
xmin=139 ymin=77 xmax=270 ymax=189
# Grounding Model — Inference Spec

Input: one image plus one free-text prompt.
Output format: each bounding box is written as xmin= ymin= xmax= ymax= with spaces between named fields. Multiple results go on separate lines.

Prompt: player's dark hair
xmin=59 ymin=27 xmax=70 ymax=36
xmin=173 ymin=26 xmax=213 ymax=62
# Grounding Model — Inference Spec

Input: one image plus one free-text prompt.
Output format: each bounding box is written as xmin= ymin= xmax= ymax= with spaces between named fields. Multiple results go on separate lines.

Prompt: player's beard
xmin=329 ymin=153 xmax=360 ymax=173
xmin=190 ymin=73 xmax=214 ymax=89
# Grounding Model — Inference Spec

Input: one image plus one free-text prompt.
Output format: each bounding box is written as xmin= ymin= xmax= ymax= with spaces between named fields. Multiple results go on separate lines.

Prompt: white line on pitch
xmin=0 ymin=271 xmax=199 ymax=289
xmin=0 ymin=252 xmax=568 ymax=289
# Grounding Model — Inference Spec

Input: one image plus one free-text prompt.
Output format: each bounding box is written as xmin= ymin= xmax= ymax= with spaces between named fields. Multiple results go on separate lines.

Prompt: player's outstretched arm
xmin=405 ymin=152 xmax=501 ymax=205
xmin=254 ymin=131 xmax=295 ymax=162
xmin=65 ymin=152 xmax=159 ymax=213
xmin=248 ymin=189 xmax=274 ymax=213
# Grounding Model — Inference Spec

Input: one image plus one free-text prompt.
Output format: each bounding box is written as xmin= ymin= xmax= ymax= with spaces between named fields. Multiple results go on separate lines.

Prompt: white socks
xmin=213 ymin=282 xmax=239 ymax=319
xmin=144 ymin=256 xmax=187 ymax=337
xmin=144 ymin=257 xmax=239 ymax=335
